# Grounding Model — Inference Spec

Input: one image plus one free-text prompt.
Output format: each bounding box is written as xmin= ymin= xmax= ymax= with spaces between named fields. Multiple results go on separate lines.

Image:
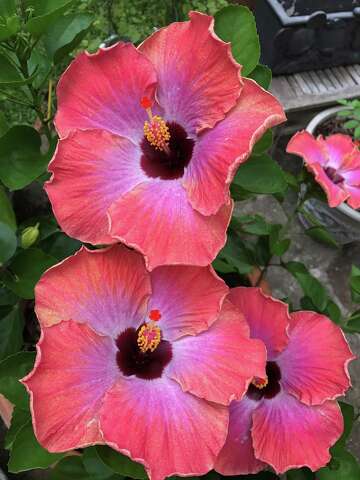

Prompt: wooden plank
xmin=348 ymin=65 xmax=360 ymax=84
xmin=308 ymin=71 xmax=328 ymax=93
xmin=338 ymin=66 xmax=357 ymax=87
xmin=316 ymin=69 xmax=336 ymax=91
xmin=293 ymin=73 xmax=312 ymax=94
xmin=324 ymin=68 xmax=342 ymax=88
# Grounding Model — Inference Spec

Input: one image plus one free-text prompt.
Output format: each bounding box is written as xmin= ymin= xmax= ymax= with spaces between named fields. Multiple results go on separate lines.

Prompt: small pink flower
xmin=46 ymin=12 xmax=285 ymax=269
xmin=22 ymin=246 xmax=266 ymax=480
xmin=287 ymin=132 xmax=360 ymax=209
xmin=215 ymin=287 xmax=355 ymax=475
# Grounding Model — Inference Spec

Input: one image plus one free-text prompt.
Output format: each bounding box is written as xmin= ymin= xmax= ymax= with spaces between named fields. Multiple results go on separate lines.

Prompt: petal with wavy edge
xmin=35 ymin=245 xmax=151 ymax=337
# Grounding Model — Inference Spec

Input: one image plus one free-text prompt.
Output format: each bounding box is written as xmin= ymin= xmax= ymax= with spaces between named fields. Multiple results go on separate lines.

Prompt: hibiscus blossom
xmin=46 ymin=12 xmax=285 ymax=269
xmin=287 ymin=132 xmax=360 ymax=209
xmin=22 ymin=246 xmax=266 ymax=480
xmin=215 ymin=287 xmax=354 ymax=475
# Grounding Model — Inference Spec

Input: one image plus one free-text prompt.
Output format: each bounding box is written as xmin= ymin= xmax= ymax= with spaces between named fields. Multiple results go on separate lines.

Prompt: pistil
xmin=141 ymin=96 xmax=171 ymax=154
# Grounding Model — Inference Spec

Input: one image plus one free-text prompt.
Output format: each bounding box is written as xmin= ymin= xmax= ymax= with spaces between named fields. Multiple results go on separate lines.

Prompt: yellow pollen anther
xmin=141 ymin=97 xmax=170 ymax=153
xmin=252 ymin=377 xmax=268 ymax=390
xmin=137 ymin=322 xmax=161 ymax=353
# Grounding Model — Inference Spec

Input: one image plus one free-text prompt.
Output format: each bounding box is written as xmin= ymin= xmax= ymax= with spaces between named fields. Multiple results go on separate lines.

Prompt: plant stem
xmin=0 ymin=90 xmax=34 ymax=107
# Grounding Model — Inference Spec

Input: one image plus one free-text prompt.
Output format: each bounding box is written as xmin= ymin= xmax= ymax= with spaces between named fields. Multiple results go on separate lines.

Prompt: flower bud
xmin=21 ymin=223 xmax=40 ymax=249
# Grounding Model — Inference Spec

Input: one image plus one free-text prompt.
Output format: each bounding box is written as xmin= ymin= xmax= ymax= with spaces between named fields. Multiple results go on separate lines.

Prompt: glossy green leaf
xmin=0 ymin=304 xmax=24 ymax=360
xmin=285 ymin=261 xmax=328 ymax=311
xmin=253 ymin=130 xmax=273 ymax=155
xmin=0 ymin=185 xmax=16 ymax=231
xmin=305 ymin=226 xmax=339 ymax=248
xmin=336 ymin=402 xmax=355 ymax=449
xmin=0 ymin=221 xmax=17 ymax=263
xmin=49 ymin=456 xmax=92 ymax=480
xmin=25 ymin=0 xmax=78 ymax=36
xmin=5 ymin=248 xmax=57 ymax=299
xmin=0 ymin=0 xmax=16 ymax=16
xmin=215 ymin=5 xmax=260 ymax=76
xmin=44 ymin=13 xmax=93 ymax=62
xmin=0 ymin=111 xmax=8 ymax=136
xmin=0 ymin=126 xmax=48 ymax=190
xmin=0 ymin=14 xmax=20 ymax=41
xmin=324 ymin=300 xmax=342 ymax=325
xmin=96 ymin=445 xmax=147 ymax=480
xmin=40 ymin=232 xmax=81 ymax=260
xmin=0 ymin=53 xmax=23 ymax=85
xmin=317 ymin=449 xmax=360 ymax=480
xmin=8 ymin=420 xmax=65 ymax=472
xmin=82 ymin=447 xmax=118 ymax=479
xmin=269 ymin=225 xmax=291 ymax=256
xmin=248 ymin=64 xmax=272 ymax=90
xmin=0 ymin=287 xmax=18 ymax=306
xmin=0 ymin=351 xmax=35 ymax=409
xmin=218 ymin=235 xmax=254 ymax=274
xmin=350 ymin=265 xmax=360 ymax=303
xmin=344 ymin=309 xmax=360 ymax=333
xmin=28 ymin=47 xmax=52 ymax=89
xmin=232 ymin=214 xmax=271 ymax=235
xmin=233 ymin=154 xmax=287 ymax=194
xmin=5 ymin=407 xmax=31 ymax=449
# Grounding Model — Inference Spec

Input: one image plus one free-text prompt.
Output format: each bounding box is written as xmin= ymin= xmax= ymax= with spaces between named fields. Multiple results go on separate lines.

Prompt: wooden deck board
xmin=271 ymin=65 xmax=360 ymax=112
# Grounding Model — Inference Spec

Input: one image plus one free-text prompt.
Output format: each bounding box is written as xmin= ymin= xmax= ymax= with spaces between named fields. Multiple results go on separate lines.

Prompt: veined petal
xmin=46 ymin=130 xmax=147 ymax=245
xmin=215 ymin=397 xmax=265 ymax=475
xmin=109 ymin=180 xmax=233 ymax=270
xmin=35 ymin=245 xmax=151 ymax=337
xmin=277 ymin=311 xmax=355 ymax=405
xmin=228 ymin=287 xmax=289 ymax=359
xmin=307 ymin=162 xmax=348 ymax=207
xmin=22 ymin=320 xmax=119 ymax=452
xmin=252 ymin=392 xmax=343 ymax=473
xmin=55 ymin=43 xmax=157 ymax=142
xmin=183 ymin=79 xmax=286 ymax=215
xmin=139 ymin=11 xmax=242 ymax=135
xmin=287 ymin=131 xmax=328 ymax=167
xmin=168 ymin=300 xmax=267 ymax=405
xmin=100 ymin=376 xmax=228 ymax=480
xmin=148 ymin=265 xmax=228 ymax=341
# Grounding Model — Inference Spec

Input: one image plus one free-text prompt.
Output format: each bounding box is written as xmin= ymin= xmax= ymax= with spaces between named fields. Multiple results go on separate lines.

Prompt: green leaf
xmin=40 ymin=232 xmax=81 ymax=261
xmin=253 ymin=130 xmax=273 ymax=155
xmin=344 ymin=309 xmax=360 ymax=333
xmin=337 ymin=110 xmax=352 ymax=118
xmin=324 ymin=300 xmax=342 ymax=325
xmin=25 ymin=0 xmax=78 ymax=36
xmin=0 ymin=221 xmax=17 ymax=264
xmin=28 ymin=47 xmax=52 ymax=89
xmin=285 ymin=261 xmax=328 ymax=311
xmin=0 ymin=126 xmax=48 ymax=190
xmin=0 ymin=185 xmax=16 ymax=231
xmin=5 ymin=407 xmax=31 ymax=449
xmin=218 ymin=235 xmax=254 ymax=274
xmin=82 ymin=447 xmax=118 ymax=479
xmin=0 ymin=0 xmax=16 ymax=16
xmin=49 ymin=456 xmax=92 ymax=480
xmin=0 ymin=304 xmax=24 ymax=360
xmin=317 ymin=449 xmax=360 ymax=480
xmin=305 ymin=226 xmax=339 ymax=248
xmin=5 ymin=248 xmax=57 ymax=299
xmin=248 ymin=64 xmax=272 ymax=89
xmin=8 ymin=420 xmax=65 ymax=472
xmin=343 ymin=120 xmax=358 ymax=129
xmin=350 ymin=265 xmax=360 ymax=303
xmin=212 ymin=257 xmax=234 ymax=274
xmin=233 ymin=154 xmax=287 ymax=194
xmin=0 ymin=14 xmax=20 ymax=41
xmin=0 ymin=287 xmax=18 ymax=306
xmin=0 ymin=53 xmax=23 ymax=85
xmin=354 ymin=125 xmax=360 ymax=139
xmin=232 ymin=214 xmax=271 ymax=235
xmin=44 ymin=13 xmax=93 ymax=62
xmin=0 ymin=351 xmax=35 ymax=409
xmin=0 ymin=110 xmax=8 ymax=136
xmin=215 ymin=5 xmax=260 ymax=76
xmin=336 ymin=402 xmax=355 ymax=449
xmin=286 ymin=468 xmax=314 ymax=479
xmin=96 ymin=445 xmax=147 ymax=480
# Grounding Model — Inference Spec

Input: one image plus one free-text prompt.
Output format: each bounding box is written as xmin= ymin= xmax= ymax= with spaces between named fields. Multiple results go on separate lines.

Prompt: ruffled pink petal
xmin=346 ymin=185 xmax=360 ymax=209
xmin=35 ymin=245 xmax=151 ymax=337
xmin=55 ymin=43 xmax=157 ymax=142
xmin=100 ymin=376 xmax=228 ymax=480
xmin=318 ymin=134 xmax=355 ymax=169
xmin=46 ymin=130 xmax=147 ymax=245
xmin=167 ymin=300 xmax=266 ymax=405
xmin=287 ymin=130 xmax=328 ymax=167
xmin=307 ymin=161 xmax=348 ymax=207
xmin=252 ymin=392 xmax=343 ymax=473
xmin=109 ymin=180 xmax=233 ymax=270
xmin=22 ymin=320 xmax=119 ymax=452
xmin=215 ymin=397 xmax=265 ymax=475
xmin=183 ymin=79 xmax=286 ymax=215
xmin=343 ymin=168 xmax=360 ymax=186
xmin=148 ymin=265 xmax=228 ymax=341
xmin=139 ymin=11 xmax=242 ymax=135
xmin=228 ymin=287 xmax=289 ymax=359
xmin=277 ymin=311 xmax=354 ymax=406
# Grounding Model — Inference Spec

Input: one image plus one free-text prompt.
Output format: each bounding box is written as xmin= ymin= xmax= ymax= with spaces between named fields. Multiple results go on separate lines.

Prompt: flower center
xmin=324 ymin=166 xmax=344 ymax=185
xmin=247 ymin=361 xmax=281 ymax=401
xmin=116 ymin=309 xmax=172 ymax=380
xmin=140 ymin=97 xmax=194 ymax=180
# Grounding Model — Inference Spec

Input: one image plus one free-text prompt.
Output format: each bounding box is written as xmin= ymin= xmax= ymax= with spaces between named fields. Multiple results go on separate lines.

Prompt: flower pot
xmin=300 ymin=105 xmax=360 ymax=244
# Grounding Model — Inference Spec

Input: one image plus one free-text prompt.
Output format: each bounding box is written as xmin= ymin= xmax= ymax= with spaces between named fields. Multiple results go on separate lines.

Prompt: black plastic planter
xmin=255 ymin=0 xmax=360 ymax=75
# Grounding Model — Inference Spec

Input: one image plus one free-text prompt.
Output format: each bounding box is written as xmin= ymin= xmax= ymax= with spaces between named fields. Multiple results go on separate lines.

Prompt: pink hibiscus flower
xmin=215 ymin=287 xmax=355 ymax=475
xmin=287 ymin=132 xmax=360 ymax=209
xmin=46 ymin=12 xmax=285 ymax=269
xmin=22 ymin=246 xmax=266 ymax=480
